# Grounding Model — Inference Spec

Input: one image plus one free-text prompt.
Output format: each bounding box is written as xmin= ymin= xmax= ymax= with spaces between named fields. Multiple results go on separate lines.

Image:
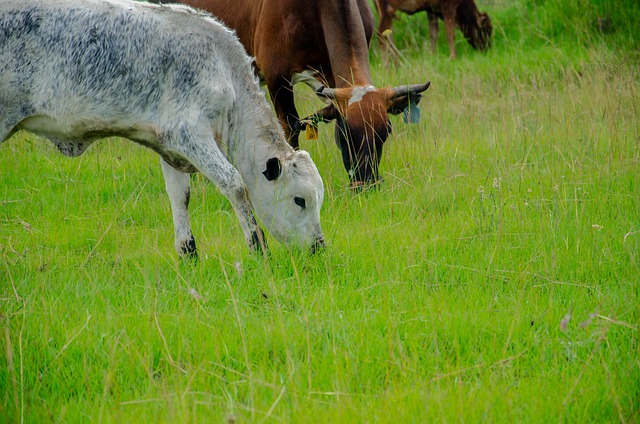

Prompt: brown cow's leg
xmin=375 ymin=1 xmax=398 ymax=66
xmin=267 ymin=78 xmax=301 ymax=149
xmin=427 ymin=11 xmax=439 ymax=55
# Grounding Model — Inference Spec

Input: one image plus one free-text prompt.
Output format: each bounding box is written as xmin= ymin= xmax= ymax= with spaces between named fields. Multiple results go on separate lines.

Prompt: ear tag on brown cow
xmin=403 ymin=100 xmax=421 ymax=124
xmin=306 ymin=124 xmax=318 ymax=140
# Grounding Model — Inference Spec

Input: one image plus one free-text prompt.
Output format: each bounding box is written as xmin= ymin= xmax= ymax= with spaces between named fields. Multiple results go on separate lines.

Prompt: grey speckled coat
xmin=0 ymin=0 xmax=325 ymax=255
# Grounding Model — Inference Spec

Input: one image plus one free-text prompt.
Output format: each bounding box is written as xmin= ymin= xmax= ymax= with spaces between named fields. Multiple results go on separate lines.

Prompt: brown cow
xmin=150 ymin=0 xmax=430 ymax=187
xmin=375 ymin=0 xmax=492 ymax=59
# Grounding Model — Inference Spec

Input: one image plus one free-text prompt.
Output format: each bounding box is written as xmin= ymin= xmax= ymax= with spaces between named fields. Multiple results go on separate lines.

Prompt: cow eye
xmin=294 ymin=197 xmax=306 ymax=210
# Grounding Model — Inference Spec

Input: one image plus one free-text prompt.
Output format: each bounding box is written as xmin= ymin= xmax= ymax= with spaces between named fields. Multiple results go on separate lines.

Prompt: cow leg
xmin=427 ymin=11 xmax=439 ymax=54
xmin=267 ymin=78 xmax=300 ymax=149
xmin=375 ymin=5 xmax=398 ymax=65
xmin=161 ymin=159 xmax=197 ymax=257
xmin=168 ymin=134 xmax=265 ymax=252
xmin=442 ymin=7 xmax=458 ymax=59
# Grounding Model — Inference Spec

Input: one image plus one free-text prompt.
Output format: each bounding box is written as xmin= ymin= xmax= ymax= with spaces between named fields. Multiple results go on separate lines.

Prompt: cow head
xmin=462 ymin=12 xmax=492 ymax=51
xmin=300 ymin=82 xmax=431 ymax=188
xmin=250 ymin=150 xmax=325 ymax=252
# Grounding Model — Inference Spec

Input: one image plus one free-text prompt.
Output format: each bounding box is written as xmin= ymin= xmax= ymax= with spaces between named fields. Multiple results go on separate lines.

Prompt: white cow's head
xmin=250 ymin=150 xmax=325 ymax=252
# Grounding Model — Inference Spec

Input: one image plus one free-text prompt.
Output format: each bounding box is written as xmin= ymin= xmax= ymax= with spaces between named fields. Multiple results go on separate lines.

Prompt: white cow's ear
xmin=262 ymin=157 xmax=282 ymax=181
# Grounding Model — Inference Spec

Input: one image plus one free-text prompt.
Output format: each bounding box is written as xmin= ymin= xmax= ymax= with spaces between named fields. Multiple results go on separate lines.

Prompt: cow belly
xmin=17 ymin=115 xmax=160 ymax=157
xmin=397 ymin=0 xmax=433 ymax=14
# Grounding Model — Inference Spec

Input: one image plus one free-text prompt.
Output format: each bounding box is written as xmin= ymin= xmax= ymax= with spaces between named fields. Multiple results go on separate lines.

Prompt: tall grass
xmin=2 ymin=0 xmax=639 ymax=422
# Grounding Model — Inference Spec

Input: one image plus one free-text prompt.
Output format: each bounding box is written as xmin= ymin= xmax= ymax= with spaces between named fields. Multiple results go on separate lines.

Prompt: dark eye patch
xmin=294 ymin=197 xmax=306 ymax=210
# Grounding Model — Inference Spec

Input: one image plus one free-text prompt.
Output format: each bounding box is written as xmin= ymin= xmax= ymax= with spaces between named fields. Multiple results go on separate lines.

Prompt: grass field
xmin=1 ymin=0 xmax=639 ymax=422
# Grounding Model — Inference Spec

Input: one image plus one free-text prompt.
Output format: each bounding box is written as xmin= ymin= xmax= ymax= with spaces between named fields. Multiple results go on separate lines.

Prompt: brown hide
xmin=150 ymin=0 xmax=429 ymax=185
xmin=375 ymin=0 xmax=492 ymax=59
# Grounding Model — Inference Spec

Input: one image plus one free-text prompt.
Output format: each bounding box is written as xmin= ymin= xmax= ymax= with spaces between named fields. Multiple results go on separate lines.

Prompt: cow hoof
xmin=310 ymin=238 xmax=326 ymax=255
xmin=179 ymin=237 xmax=198 ymax=260
xmin=250 ymin=230 xmax=268 ymax=253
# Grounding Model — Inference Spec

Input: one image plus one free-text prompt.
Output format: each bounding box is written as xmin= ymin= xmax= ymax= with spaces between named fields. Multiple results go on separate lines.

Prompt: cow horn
xmin=390 ymin=81 xmax=431 ymax=99
xmin=316 ymin=86 xmax=337 ymax=100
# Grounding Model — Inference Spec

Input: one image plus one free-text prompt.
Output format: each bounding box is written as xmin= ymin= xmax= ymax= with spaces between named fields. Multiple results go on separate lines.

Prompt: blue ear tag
xmin=403 ymin=100 xmax=421 ymax=124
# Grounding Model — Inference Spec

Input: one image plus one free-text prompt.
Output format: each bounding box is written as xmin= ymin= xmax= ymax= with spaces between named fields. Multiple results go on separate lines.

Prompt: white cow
xmin=0 ymin=0 xmax=325 ymax=256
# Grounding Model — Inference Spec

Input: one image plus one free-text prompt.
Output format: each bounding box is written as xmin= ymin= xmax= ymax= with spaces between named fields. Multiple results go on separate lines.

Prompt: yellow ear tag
xmin=306 ymin=124 xmax=318 ymax=140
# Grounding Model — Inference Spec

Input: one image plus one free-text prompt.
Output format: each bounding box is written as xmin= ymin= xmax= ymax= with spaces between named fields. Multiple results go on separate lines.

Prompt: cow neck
xmin=319 ymin=0 xmax=373 ymax=89
xmin=226 ymin=91 xmax=292 ymax=190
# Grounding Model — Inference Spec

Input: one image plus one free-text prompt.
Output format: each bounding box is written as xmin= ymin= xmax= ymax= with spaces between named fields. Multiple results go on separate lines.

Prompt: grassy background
xmin=1 ymin=0 xmax=639 ymax=422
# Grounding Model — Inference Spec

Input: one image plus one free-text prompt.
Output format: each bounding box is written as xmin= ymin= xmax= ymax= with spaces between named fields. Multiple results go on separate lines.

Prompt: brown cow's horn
xmin=391 ymin=81 xmax=431 ymax=99
xmin=316 ymin=86 xmax=337 ymax=100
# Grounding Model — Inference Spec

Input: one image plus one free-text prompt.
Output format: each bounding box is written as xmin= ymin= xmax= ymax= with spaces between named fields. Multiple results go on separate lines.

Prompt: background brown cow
xmin=150 ymin=0 xmax=430 ymax=187
xmin=375 ymin=0 xmax=492 ymax=59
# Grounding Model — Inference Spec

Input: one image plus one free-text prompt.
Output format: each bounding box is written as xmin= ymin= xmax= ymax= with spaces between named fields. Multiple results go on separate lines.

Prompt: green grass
xmin=2 ymin=0 xmax=639 ymax=422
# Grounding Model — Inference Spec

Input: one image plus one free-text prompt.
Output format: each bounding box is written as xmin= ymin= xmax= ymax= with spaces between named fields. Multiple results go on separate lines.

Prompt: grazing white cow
xmin=0 ymin=0 xmax=325 ymax=256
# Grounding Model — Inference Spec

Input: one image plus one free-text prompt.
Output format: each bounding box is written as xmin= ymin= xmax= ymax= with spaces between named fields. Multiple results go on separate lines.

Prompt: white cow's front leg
xmin=168 ymin=133 xmax=266 ymax=252
xmin=223 ymin=174 xmax=267 ymax=252
xmin=161 ymin=159 xmax=197 ymax=257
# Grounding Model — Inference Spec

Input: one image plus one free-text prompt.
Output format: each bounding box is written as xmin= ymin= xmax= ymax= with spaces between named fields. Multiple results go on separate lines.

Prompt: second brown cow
xmin=151 ymin=0 xmax=430 ymax=187
xmin=375 ymin=0 xmax=492 ymax=59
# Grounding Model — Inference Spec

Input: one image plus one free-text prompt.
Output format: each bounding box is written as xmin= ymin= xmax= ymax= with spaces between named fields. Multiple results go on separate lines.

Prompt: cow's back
xmin=0 ymin=0 xmax=250 ymax=144
xmin=155 ymin=0 xmax=375 ymax=86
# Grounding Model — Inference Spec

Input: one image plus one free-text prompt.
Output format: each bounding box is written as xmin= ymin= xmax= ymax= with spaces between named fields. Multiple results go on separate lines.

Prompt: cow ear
xmin=386 ymin=82 xmax=431 ymax=115
xmin=297 ymin=104 xmax=338 ymax=131
xmin=262 ymin=157 xmax=282 ymax=181
xmin=387 ymin=94 xmax=411 ymax=115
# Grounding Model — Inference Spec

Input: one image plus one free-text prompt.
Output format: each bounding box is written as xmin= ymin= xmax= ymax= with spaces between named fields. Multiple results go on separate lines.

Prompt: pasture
xmin=1 ymin=0 xmax=639 ymax=422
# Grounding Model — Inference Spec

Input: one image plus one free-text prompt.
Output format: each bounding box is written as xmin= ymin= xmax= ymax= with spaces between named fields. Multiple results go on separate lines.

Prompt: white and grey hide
xmin=0 ymin=0 xmax=325 ymax=255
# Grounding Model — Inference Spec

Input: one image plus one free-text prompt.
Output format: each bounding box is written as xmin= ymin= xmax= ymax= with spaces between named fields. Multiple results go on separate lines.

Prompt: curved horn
xmin=315 ymin=86 xmax=337 ymax=100
xmin=390 ymin=81 xmax=431 ymax=99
